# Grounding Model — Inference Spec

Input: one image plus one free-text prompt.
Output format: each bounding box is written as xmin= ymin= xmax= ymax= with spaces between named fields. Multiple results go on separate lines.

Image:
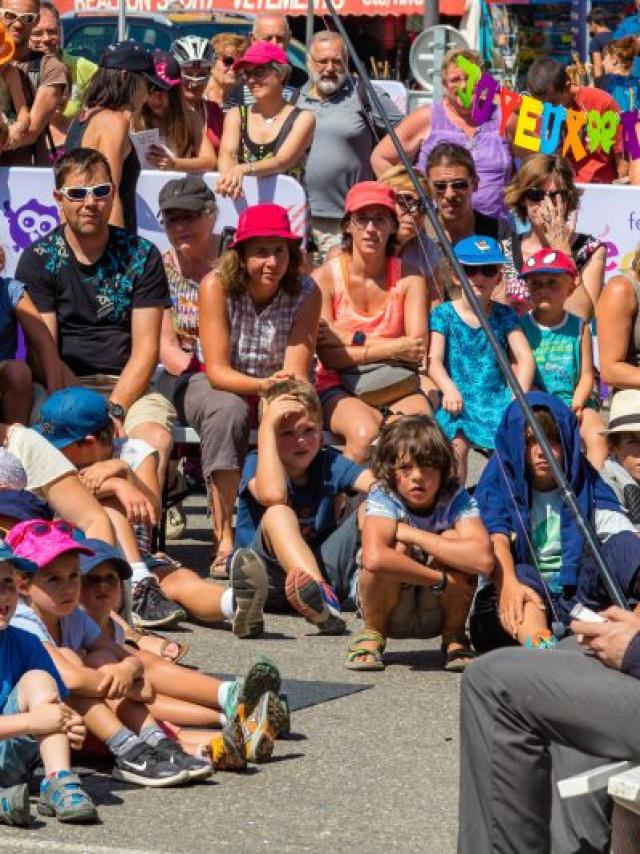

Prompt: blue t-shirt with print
xmin=11 ymin=602 xmax=102 ymax=651
xmin=0 ymin=277 xmax=25 ymax=361
xmin=366 ymin=484 xmax=479 ymax=532
xmin=0 ymin=625 xmax=67 ymax=712
xmin=235 ymin=447 xmax=363 ymax=550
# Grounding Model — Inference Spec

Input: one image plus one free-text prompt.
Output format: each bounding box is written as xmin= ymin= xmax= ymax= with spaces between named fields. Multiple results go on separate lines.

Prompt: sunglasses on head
xmin=29 ymin=520 xmax=74 ymax=536
xmin=431 ymin=179 xmax=471 ymax=194
xmin=83 ymin=572 xmax=120 ymax=588
xmin=396 ymin=193 xmax=423 ymax=214
xmin=59 ymin=183 xmax=113 ymax=202
xmin=461 ymin=263 xmax=501 ymax=277
xmin=524 ymin=188 xmax=567 ymax=204
xmin=0 ymin=9 xmax=37 ymax=24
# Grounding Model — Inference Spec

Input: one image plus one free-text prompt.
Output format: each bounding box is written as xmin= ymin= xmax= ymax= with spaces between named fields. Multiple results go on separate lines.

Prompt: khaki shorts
xmin=385 ymin=584 xmax=444 ymax=639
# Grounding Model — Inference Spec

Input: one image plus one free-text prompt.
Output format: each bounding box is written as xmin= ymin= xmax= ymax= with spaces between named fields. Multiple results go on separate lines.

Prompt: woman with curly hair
xmin=197 ymin=204 xmax=320 ymax=576
xmin=501 ymin=153 xmax=606 ymax=317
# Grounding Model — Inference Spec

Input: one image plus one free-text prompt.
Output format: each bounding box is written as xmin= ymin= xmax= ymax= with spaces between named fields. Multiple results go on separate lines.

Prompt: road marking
xmin=0 ymin=839 xmax=169 ymax=854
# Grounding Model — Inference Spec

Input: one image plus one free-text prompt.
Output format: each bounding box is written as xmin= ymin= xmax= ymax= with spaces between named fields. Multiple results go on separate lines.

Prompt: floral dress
xmin=430 ymin=300 xmax=519 ymax=450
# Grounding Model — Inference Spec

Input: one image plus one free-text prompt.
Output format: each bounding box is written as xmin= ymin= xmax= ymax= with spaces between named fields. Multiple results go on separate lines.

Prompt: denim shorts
xmin=0 ymin=685 xmax=38 ymax=787
xmin=249 ymin=510 xmax=361 ymax=611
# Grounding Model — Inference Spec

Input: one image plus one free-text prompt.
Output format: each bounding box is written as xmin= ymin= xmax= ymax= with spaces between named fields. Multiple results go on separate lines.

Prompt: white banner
xmin=576 ymin=183 xmax=640 ymax=281
xmin=0 ymin=169 xmax=308 ymax=276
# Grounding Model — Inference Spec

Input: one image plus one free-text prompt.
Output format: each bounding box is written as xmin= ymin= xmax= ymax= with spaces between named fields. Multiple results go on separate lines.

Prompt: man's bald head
xmin=252 ymin=12 xmax=291 ymax=48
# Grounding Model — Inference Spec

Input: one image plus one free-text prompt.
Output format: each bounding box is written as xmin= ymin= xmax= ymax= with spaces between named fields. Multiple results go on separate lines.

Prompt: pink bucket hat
xmin=233 ymin=41 xmax=289 ymax=71
xmin=7 ymin=519 xmax=94 ymax=570
xmin=229 ymin=204 xmax=301 ymax=249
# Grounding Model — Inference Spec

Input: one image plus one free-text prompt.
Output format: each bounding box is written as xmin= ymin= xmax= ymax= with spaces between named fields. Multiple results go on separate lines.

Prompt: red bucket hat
xmin=233 ymin=41 xmax=289 ymax=72
xmin=345 ymin=182 xmax=396 ymax=215
xmin=229 ymin=204 xmax=301 ymax=249
xmin=520 ymin=249 xmax=577 ymax=278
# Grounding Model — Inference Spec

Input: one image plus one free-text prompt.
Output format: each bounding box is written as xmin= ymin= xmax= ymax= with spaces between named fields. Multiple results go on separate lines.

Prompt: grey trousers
xmin=458 ymin=644 xmax=640 ymax=854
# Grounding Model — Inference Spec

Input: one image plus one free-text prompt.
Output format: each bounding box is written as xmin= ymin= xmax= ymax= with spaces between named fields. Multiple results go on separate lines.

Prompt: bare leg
xmin=134 ymin=648 xmax=222 ymax=708
xmin=208 ymin=469 xmax=240 ymax=555
xmin=146 ymin=694 xmax=223 ymax=727
xmin=261 ymin=504 xmax=323 ymax=582
xmin=325 ymin=393 xmax=382 ymax=464
xmin=390 ymin=392 xmax=430 ymax=417
xmin=0 ymin=360 xmax=33 ymax=424
xmin=67 ymin=696 xmax=125 ymax=743
xmin=101 ymin=499 xmax=143 ymax=563
xmin=351 ymin=568 xmax=404 ymax=666
xmin=439 ymin=567 xmax=476 ymax=660
xmin=452 ymin=434 xmax=471 ymax=486
xmin=155 ymin=565 xmax=224 ymax=622
xmin=174 ymin=728 xmax=221 ymax=757
xmin=128 ymin=422 xmax=172 ymax=490
xmin=16 ymin=670 xmax=71 ymax=776
xmin=580 ymin=408 xmax=608 ymax=470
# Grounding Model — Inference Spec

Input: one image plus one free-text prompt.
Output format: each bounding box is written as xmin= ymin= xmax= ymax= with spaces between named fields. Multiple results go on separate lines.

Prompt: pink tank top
xmin=316 ymin=254 xmax=406 ymax=394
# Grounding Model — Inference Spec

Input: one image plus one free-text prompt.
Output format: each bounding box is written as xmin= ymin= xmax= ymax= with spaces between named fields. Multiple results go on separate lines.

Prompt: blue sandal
xmin=38 ymin=771 xmax=98 ymax=824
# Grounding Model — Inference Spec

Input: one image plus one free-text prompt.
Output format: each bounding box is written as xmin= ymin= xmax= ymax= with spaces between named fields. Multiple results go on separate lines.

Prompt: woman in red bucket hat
xmin=196 ymin=203 xmax=320 ymax=578
xmin=314 ymin=181 xmax=430 ymax=463
xmin=215 ymin=41 xmax=315 ymax=200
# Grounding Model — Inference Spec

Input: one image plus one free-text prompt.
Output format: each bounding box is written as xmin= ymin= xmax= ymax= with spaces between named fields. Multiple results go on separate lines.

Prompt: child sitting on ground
xmin=350 ymin=414 xmax=493 ymax=672
xmin=429 ymin=235 xmax=534 ymax=484
xmin=232 ymin=379 xmax=374 ymax=639
xmin=601 ymin=390 xmax=640 ymax=529
xmin=472 ymin=392 xmax=640 ymax=652
xmin=7 ymin=519 xmax=208 ymax=787
xmin=519 ymin=248 xmax=608 ymax=468
xmin=0 ymin=538 xmax=97 ymax=826
xmin=78 ymin=538 xmax=287 ymax=765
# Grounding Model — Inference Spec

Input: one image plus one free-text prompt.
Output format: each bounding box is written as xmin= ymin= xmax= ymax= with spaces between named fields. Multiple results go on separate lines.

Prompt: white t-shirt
xmin=112 ymin=437 xmax=158 ymax=472
xmin=11 ymin=601 xmax=101 ymax=651
xmin=6 ymin=424 xmax=75 ymax=493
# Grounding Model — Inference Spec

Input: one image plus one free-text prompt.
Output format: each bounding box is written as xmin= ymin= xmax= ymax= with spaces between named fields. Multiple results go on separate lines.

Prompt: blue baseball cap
xmin=79 ymin=539 xmax=132 ymax=580
xmin=33 ymin=388 xmax=110 ymax=450
xmin=454 ymin=235 xmax=507 ymax=266
xmin=0 ymin=539 xmax=38 ymax=574
xmin=0 ymin=490 xmax=54 ymax=522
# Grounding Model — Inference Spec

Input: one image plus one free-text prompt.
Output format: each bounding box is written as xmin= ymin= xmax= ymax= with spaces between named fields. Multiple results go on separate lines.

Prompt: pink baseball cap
xmin=233 ymin=41 xmax=289 ymax=71
xmin=345 ymin=182 xmax=396 ymax=215
xmin=520 ymin=249 xmax=577 ymax=278
xmin=7 ymin=519 xmax=94 ymax=570
xmin=229 ymin=204 xmax=301 ymax=249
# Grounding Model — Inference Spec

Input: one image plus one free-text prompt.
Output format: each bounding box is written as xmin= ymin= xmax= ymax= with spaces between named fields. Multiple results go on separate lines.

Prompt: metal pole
xmin=306 ymin=0 xmax=314 ymax=49
xmin=424 ymin=0 xmax=439 ymax=31
xmin=324 ymin=0 xmax=628 ymax=610
xmin=117 ymin=0 xmax=126 ymax=42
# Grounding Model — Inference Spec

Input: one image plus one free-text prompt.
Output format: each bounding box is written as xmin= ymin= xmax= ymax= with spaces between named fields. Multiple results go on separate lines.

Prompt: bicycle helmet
xmin=170 ymin=36 xmax=214 ymax=66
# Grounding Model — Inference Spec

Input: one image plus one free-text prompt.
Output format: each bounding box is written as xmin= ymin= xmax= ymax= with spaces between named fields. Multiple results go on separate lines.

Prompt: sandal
xmin=345 ymin=629 xmax=386 ymax=671
xmin=441 ymin=630 xmax=476 ymax=673
xmin=209 ymin=548 xmax=232 ymax=580
xmin=124 ymin=628 xmax=189 ymax=664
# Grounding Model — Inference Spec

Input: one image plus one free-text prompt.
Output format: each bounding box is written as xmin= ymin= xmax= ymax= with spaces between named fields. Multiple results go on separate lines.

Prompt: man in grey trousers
xmin=458 ymin=606 xmax=640 ymax=853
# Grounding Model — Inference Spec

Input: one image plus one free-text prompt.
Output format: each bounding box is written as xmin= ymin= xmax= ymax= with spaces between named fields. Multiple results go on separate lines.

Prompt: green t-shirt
xmin=520 ymin=312 xmax=582 ymax=406
xmin=531 ymin=487 xmax=563 ymax=593
xmin=63 ymin=53 xmax=98 ymax=119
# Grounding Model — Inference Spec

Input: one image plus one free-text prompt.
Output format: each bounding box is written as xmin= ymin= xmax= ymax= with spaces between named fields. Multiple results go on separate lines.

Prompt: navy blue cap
xmin=0 ymin=539 xmax=38 ymax=574
xmin=79 ymin=539 xmax=132 ymax=580
xmin=33 ymin=388 xmax=110 ymax=450
xmin=0 ymin=490 xmax=53 ymax=522
xmin=454 ymin=235 xmax=507 ymax=266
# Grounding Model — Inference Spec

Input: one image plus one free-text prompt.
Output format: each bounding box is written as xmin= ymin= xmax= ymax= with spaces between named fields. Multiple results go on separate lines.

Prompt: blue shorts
xmin=0 ymin=685 xmax=38 ymax=787
xmin=249 ymin=510 xmax=361 ymax=611
xmin=516 ymin=531 xmax=640 ymax=627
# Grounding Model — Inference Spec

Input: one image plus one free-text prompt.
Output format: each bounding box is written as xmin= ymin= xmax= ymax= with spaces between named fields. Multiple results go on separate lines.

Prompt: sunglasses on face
xmin=461 ymin=263 xmax=501 ymax=277
xmin=0 ymin=9 xmax=37 ymax=24
xmin=83 ymin=573 xmax=120 ymax=588
xmin=244 ymin=65 xmax=273 ymax=81
xmin=351 ymin=213 xmax=392 ymax=229
xmin=396 ymin=194 xmax=423 ymax=214
xmin=431 ymin=179 xmax=471 ymax=194
xmin=524 ymin=188 xmax=568 ymax=204
xmin=218 ymin=55 xmax=235 ymax=68
xmin=59 ymin=183 xmax=113 ymax=202
xmin=163 ymin=210 xmax=203 ymax=225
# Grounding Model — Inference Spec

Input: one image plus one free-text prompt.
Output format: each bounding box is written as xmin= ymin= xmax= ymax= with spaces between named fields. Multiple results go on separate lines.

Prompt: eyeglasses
xmin=244 ymin=65 xmax=273 ymax=81
xmin=83 ymin=573 xmax=120 ymax=588
xmin=396 ymin=194 xmax=423 ymax=214
xmin=431 ymin=179 xmax=471 ymax=194
xmin=524 ymin=188 xmax=568 ymax=204
xmin=310 ymin=55 xmax=346 ymax=69
xmin=351 ymin=213 xmax=392 ymax=229
xmin=461 ymin=263 xmax=501 ymax=277
xmin=59 ymin=183 xmax=113 ymax=202
xmin=162 ymin=210 xmax=203 ymax=225
xmin=218 ymin=55 xmax=235 ymax=68
xmin=0 ymin=9 xmax=38 ymax=24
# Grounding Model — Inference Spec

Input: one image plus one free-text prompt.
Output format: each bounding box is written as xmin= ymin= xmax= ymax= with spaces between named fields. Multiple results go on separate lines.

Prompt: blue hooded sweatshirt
xmin=475 ymin=392 xmax=621 ymax=587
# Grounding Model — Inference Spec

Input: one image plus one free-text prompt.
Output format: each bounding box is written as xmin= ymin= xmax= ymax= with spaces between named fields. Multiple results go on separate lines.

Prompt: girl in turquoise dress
xmin=429 ymin=236 xmax=535 ymax=483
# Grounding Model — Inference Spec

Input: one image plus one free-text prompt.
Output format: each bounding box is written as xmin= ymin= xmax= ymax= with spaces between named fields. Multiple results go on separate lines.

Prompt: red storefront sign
xmin=57 ymin=0 xmax=451 ymax=17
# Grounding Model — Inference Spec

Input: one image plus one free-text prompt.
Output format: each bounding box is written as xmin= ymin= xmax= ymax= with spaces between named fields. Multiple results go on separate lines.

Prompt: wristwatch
xmin=429 ymin=570 xmax=448 ymax=596
xmin=351 ymin=330 xmax=367 ymax=346
xmin=108 ymin=401 xmax=126 ymax=421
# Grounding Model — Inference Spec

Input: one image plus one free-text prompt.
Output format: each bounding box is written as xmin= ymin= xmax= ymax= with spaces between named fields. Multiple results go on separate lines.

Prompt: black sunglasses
xmin=396 ymin=194 xmax=423 ymax=214
xmin=524 ymin=188 xmax=568 ymax=204
xmin=219 ymin=55 xmax=235 ymax=67
xmin=461 ymin=263 xmax=501 ymax=277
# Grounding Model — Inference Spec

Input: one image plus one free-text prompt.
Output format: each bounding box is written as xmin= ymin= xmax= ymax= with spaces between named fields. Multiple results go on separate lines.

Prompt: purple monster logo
xmin=3 ymin=198 xmax=59 ymax=251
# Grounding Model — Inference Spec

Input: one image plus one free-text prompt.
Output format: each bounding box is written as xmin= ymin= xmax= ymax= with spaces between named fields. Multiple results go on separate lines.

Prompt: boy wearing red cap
xmin=519 ymin=249 xmax=608 ymax=468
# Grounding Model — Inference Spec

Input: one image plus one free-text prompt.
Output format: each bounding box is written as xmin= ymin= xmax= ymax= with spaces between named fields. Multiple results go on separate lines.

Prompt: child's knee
xmin=18 ymin=669 xmax=60 ymax=706
xmin=442 ymin=568 xmax=477 ymax=605
xmin=261 ymin=503 xmax=298 ymax=530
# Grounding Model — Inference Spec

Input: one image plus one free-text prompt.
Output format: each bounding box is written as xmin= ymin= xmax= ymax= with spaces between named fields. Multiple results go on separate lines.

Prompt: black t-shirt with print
xmin=18 ymin=225 xmax=170 ymax=376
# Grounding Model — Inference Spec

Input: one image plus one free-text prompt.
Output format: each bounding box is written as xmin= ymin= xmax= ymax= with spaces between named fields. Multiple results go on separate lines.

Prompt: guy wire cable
xmin=323 ymin=0 xmax=628 ymax=609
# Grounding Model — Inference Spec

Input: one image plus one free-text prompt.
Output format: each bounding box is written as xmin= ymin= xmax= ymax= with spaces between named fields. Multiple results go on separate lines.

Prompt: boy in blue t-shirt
xmin=0 ymin=540 xmax=97 ymax=826
xmin=232 ymin=380 xmax=373 ymax=638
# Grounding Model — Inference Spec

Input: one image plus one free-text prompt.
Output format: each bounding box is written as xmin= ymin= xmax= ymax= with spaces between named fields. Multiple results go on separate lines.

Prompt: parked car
xmin=60 ymin=11 xmax=308 ymax=85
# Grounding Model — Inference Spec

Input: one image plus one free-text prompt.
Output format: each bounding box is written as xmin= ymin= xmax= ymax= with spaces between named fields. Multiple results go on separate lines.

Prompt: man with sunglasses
xmin=297 ymin=30 xmax=402 ymax=264
xmin=0 ymin=0 xmax=67 ymax=165
xmin=16 ymin=147 xmax=176 ymax=520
